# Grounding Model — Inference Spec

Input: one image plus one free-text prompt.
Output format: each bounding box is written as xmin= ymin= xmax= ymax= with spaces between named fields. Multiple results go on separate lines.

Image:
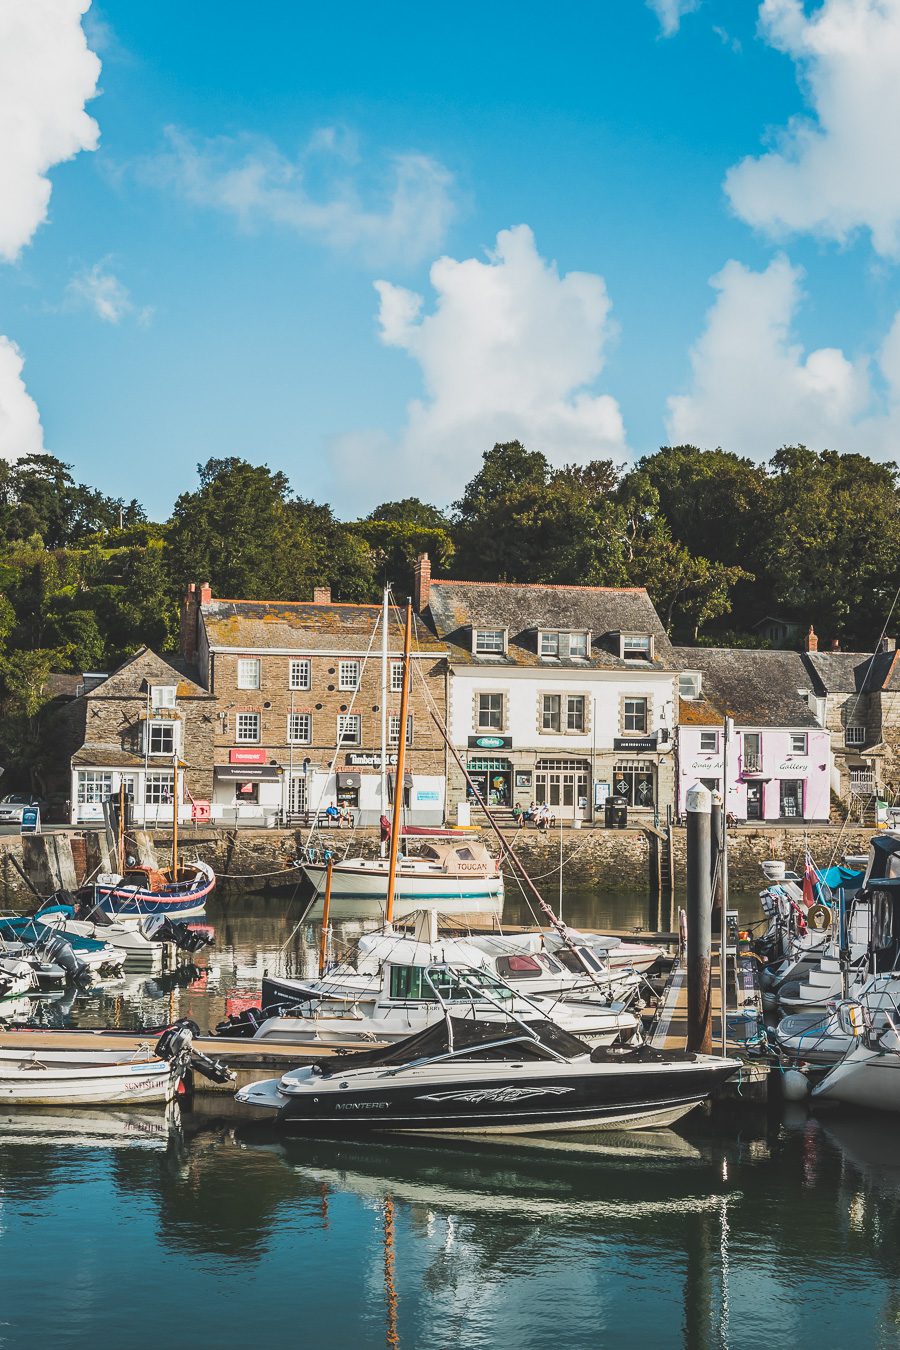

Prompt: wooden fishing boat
xmin=74 ymin=860 xmax=216 ymax=922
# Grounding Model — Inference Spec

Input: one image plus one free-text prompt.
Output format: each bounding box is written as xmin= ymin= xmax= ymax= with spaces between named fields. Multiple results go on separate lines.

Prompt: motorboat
xmin=775 ymin=973 xmax=900 ymax=1065
xmin=811 ymin=1013 xmax=900 ymax=1114
xmin=301 ymin=842 xmax=504 ymax=919
xmin=236 ymin=993 xmax=740 ymax=1134
xmin=479 ymin=929 xmax=665 ymax=978
xmin=33 ymin=901 xmax=163 ymax=965
xmin=73 ymin=860 xmax=215 ymax=922
xmin=0 ymin=1021 xmax=234 ymax=1107
xmin=0 ymin=916 xmax=122 ymax=979
xmin=218 ymin=956 xmax=640 ymax=1047
xmin=0 ymin=957 xmax=35 ymax=1004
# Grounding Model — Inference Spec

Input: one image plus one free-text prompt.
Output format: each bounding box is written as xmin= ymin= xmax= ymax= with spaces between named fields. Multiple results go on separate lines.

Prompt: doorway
xmin=746 ymin=782 xmax=762 ymax=821
xmin=780 ymin=779 xmax=803 ymax=819
xmin=535 ymin=760 xmax=590 ymax=820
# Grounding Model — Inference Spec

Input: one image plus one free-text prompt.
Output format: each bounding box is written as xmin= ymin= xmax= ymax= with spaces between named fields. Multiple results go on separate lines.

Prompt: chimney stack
xmin=180 ymin=583 xmax=199 ymax=663
xmin=199 ymin=581 xmax=212 ymax=605
xmin=830 ymin=639 xmax=841 ymax=651
xmin=414 ymin=553 xmax=432 ymax=613
xmin=806 ymin=625 xmax=818 ymax=653
xmin=880 ymin=636 xmax=897 ymax=653
xmin=313 ymin=586 xmax=332 ymax=605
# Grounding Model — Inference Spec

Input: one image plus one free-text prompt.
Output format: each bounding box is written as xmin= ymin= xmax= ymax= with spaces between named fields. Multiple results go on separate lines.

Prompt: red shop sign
xmin=229 ymin=747 xmax=267 ymax=764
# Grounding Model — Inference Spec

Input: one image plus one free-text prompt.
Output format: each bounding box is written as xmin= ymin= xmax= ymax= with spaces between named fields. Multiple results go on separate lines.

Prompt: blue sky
xmin=3 ymin=0 xmax=900 ymax=518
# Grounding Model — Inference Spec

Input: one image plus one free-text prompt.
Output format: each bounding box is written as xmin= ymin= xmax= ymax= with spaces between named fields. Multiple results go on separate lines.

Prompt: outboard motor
xmin=214 ymin=1007 xmax=266 ymax=1038
xmin=154 ymin=1018 xmax=200 ymax=1068
xmin=190 ymin=1049 xmax=235 ymax=1084
xmin=142 ymin=916 xmax=214 ymax=954
xmin=41 ymin=933 xmax=93 ymax=987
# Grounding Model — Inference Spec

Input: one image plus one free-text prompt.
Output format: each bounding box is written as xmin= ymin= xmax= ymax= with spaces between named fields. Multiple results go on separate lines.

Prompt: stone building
xmin=180 ymin=584 xmax=448 ymax=827
xmin=414 ymin=556 xmax=678 ymax=823
xmin=674 ymin=646 xmax=832 ymax=822
xmin=803 ymin=632 xmax=900 ymax=804
xmin=56 ymin=647 xmax=215 ymax=826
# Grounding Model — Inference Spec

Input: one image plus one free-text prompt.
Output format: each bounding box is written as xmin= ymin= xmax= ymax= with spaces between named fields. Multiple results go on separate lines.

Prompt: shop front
xmin=534 ymin=758 xmax=590 ymax=821
xmin=212 ymin=764 xmax=283 ymax=825
xmin=466 ymin=757 xmax=512 ymax=807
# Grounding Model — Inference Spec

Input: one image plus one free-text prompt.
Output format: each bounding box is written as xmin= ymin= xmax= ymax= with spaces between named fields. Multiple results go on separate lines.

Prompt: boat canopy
xmin=416 ymin=842 xmax=498 ymax=875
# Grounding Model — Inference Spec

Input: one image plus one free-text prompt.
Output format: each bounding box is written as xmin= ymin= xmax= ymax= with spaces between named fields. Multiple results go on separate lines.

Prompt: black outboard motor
xmin=190 ymin=1049 xmax=235 ymax=1084
xmin=41 ymin=933 xmax=92 ymax=987
xmin=143 ymin=916 xmax=214 ymax=954
xmin=214 ymin=1007 xmax=266 ymax=1038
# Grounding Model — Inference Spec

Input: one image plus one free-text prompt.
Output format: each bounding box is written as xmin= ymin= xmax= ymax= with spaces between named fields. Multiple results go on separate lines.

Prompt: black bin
xmin=604 ymin=796 xmax=628 ymax=829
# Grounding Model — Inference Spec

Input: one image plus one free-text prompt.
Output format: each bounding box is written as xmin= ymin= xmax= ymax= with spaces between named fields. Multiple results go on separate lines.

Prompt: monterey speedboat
xmin=73 ymin=861 xmax=215 ymax=922
xmin=236 ymin=995 xmax=740 ymax=1134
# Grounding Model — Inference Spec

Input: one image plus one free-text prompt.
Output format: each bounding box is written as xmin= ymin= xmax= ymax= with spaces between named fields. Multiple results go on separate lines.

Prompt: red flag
xmin=802 ymin=856 xmax=816 ymax=909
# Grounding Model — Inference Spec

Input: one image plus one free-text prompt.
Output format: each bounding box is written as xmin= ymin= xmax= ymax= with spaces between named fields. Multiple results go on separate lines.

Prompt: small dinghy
xmin=0 ymin=1022 xmax=234 ymax=1107
xmin=74 ymin=861 xmax=215 ymax=922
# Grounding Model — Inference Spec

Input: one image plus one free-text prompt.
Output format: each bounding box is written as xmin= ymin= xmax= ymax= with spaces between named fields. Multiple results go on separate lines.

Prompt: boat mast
xmin=380 ymin=585 xmax=389 ymax=859
xmin=172 ymin=754 xmax=179 ymax=878
xmin=384 ymin=601 xmax=412 ymax=925
xmin=118 ymin=780 xmax=126 ymax=875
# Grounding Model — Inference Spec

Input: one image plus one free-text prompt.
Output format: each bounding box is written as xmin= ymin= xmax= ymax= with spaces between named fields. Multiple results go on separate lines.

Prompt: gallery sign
xmin=613 ymin=737 xmax=657 ymax=753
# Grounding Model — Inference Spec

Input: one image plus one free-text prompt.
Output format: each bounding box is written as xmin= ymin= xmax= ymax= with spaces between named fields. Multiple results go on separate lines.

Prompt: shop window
xmin=337 ymin=714 xmax=361 ymax=745
xmin=145 ymin=772 xmax=174 ymax=805
xmin=390 ymin=661 xmax=404 ymax=692
xmin=76 ymin=771 xmax=112 ymax=804
xmin=613 ymin=761 xmax=655 ymax=807
xmin=235 ymin=781 xmax=259 ymax=804
xmin=477 ymin=693 xmax=504 ymax=730
xmin=474 ymin=629 xmax=506 ymax=655
xmin=388 ymin=714 xmax=413 ymax=746
xmin=287 ymin=712 xmax=311 ymax=744
xmin=289 ymin=659 xmax=310 ymax=691
xmin=790 ymin=732 xmax=808 ymax=754
xmin=150 ymin=684 xmax=176 ymax=709
xmin=235 ymin=712 xmax=260 ymax=743
xmin=699 ymin=730 xmax=718 ymax=752
xmin=623 ymin=698 xmax=648 ymax=733
xmin=146 ymin=721 xmax=175 ymax=756
xmin=339 ymin=661 xmax=360 ymax=691
xmin=622 ymin=634 xmax=652 ymax=661
xmin=780 ymin=780 xmax=803 ymax=818
xmin=237 ymin=658 xmax=260 ymax=690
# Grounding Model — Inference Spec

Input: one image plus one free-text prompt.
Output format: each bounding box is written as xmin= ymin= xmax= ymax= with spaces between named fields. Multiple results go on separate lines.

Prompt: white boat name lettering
xmin=334 ymin=1100 xmax=391 ymax=1110
xmin=417 ymin=1086 xmax=576 ymax=1104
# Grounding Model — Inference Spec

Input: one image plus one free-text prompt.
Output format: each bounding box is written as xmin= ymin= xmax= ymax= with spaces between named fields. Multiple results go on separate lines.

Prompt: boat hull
xmin=0 ymin=1050 xmax=179 ymax=1106
xmin=301 ymin=862 xmax=503 ymax=918
xmin=238 ymin=1057 xmax=738 ymax=1135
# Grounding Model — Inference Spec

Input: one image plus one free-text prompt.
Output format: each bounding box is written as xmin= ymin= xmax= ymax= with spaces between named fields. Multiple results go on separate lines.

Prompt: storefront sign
xmin=229 ymin=748 xmax=267 ymax=764
xmin=215 ymin=765 xmax=282 ymax=781
xmin=468 ymin=735 xmax=512 ymax=749
xmin=346 ymin=752 xmax=398 ymax=767
xmin=613 ymin=737 xmax=657 ymax=753
xmin=684 ymin=756 xmax=725 ymax=774
xmin=416 ymin=790 xmax=440 ymax=802
xmin=775 ymin=759 xmax=811 ymax=777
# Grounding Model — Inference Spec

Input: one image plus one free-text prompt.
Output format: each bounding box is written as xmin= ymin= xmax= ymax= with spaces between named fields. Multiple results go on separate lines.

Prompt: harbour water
xmin=3 ymin=889 xmax=900 ymax=1349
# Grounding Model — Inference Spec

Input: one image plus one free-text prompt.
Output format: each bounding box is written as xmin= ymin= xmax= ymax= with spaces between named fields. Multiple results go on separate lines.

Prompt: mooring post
xmin=686 ymin=782 xmax=713 ymax=1055
xmin=710 ymin=790 xmax=724 ymax=929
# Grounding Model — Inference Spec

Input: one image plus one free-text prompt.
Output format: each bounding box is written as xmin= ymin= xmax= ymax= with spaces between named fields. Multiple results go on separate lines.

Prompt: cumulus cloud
xmin=331 ymin=225 xmax=628 ymax=510
xmin=726 ymin=0 xmax=900 ymax=256
xmin=66 ymin=260 xmax=151 ymax=324
xmin=0 ymin=338 xmax=44 ymax=462
xmin=0 ymin=0 xmax=101 ymax=263
xmin=147 ymin=126 xmax=457 ymax=267
xmin=646 ymin=0 xmax=701 ymax=36
xmin=665 ymin=253 xmax=900 ymax=456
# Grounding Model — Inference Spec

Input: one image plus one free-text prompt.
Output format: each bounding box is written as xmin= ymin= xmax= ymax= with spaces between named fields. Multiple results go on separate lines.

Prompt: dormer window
xmin=474 ymin=629 xmax=506 ymax=655
xmin=622 ymin=634 xmax=652 ymax=661
xmin=150 ymin=684 xmax=177 ymax=709
xmin=679 ymin=673 xmax=702 ymax=700
xmin=539 ymin=630 xmax=590 ymax=659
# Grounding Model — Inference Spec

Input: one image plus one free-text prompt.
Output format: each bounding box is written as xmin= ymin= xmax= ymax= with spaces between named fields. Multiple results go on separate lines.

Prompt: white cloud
xmin=0 ymin=338 xmax=44 ymax=461
xmin=331 ymin=225 xmax=628 ymax=510
xmin=66 ymin=260 xmax=151 ymax=324
xmin=646 ymin=0 xmax=701 ymax=37
xmin=726 ymin=0 xmax=900 ymax=257
xmin=665 ymin=253 xmax=900 ymax=456
xmin=149 ymin=126 xmax=457 ymax=267
xmin=0 ymin=0 xmax=101 ymax=263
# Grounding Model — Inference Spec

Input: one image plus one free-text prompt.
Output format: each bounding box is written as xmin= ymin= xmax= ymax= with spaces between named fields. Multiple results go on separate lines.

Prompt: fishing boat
xmin=236 ymin=993 xmax=740 ymax=1133
xmin=0 ymin=1022 xmax=233 ymax=1107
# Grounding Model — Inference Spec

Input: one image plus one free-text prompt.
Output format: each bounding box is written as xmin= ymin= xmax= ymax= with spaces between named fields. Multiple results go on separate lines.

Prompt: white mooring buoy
xmin=781 ymin=1068 xmax=810 ymax=1102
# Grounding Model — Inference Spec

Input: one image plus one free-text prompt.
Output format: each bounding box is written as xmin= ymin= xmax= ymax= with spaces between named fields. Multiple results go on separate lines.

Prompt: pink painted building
xmin=674 ymin=647 xmax=833 ymax=823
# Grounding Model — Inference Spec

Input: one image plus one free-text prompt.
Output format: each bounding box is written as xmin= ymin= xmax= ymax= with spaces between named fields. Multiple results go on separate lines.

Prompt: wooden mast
xmin=118 ymin=780 xmax=126 ymax=875
xmin=384 ymin=601 xmax=412 ymax=926
xmin=318 ymin=857 xmax=334 ymax=977
xmin=172 ymin=754 xmax=179 ymax=878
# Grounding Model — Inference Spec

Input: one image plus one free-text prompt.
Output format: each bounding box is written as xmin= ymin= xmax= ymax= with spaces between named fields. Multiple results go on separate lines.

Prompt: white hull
xmin=302 ymin=861 xmax=503 ymax=917
xmin=0 ymin=1048 xmax=178 ymax=1106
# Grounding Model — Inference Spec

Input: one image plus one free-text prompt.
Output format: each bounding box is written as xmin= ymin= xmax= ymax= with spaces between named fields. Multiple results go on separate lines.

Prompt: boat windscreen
xmin=315 ymin=1015 xmax=590 ymax=1077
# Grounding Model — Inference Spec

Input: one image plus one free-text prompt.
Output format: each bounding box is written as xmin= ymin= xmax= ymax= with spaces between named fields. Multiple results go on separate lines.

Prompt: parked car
xmin=0 ymin=793 xmax=46 ymax=823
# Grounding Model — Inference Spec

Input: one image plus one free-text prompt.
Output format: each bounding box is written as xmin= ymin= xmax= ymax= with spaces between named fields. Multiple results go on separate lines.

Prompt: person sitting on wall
xmin=339 ymin=805 xmax=353 ymax=826
xmin=324 ymin=803 xmax=341 ymax=826
xmin=512 ymin=805 xmax=523 ymax=828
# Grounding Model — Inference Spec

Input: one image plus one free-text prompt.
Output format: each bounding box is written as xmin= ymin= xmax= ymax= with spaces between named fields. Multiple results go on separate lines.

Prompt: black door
xmin=746 ymin=783 xmax=762 ymax=821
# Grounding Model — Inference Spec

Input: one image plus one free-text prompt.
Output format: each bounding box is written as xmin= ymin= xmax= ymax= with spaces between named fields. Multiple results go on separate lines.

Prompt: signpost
xmin=20 ymin=806 xmax=40 ymax=834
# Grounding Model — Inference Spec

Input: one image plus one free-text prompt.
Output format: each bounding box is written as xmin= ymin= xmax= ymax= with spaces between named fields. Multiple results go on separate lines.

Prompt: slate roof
xmin=423 ymin=581 xmax=676 ymax=671
xmin=804 ymin=650 xmax=900 ymax=695
xmin=673 ymin=647 xmax=820 ymax=728
xmin=84 ymin=647 xmax=211 ymax=701
xmin=200 ymin=599 xmax=445 ymax=655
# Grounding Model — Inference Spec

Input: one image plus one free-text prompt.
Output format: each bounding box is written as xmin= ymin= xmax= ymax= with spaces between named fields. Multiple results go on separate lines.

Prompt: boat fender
xmin=762 ymin=990 xmax=779 ymax=1013
xmin=781 ymin=1068 xmax=810 ymax=1102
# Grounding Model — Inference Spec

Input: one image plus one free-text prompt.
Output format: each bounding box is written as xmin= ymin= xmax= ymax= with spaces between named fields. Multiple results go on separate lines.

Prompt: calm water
xmin=3 ymin=889 xmax=899 ymax=1348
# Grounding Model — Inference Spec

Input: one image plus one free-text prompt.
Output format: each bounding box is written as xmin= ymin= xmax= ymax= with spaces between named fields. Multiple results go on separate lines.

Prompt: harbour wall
xmin=0 ymin=824 xmax=874 ymax=911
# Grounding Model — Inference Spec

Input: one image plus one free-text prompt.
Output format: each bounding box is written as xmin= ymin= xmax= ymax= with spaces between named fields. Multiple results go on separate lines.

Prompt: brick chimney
xmin=312 ymin=586 xmax=332 ymax=605
xmin=806 ymin=625 xmax=818 ymax=653
xmin=880 ymin=636 xmax=897 ymax=653
xmin=830 ymin=639 xmax=841 ymax=651
xmin=180 ymin=582 xmax=212 ymax=664
xmin=414 ymin=552 xmax=432 ymax=612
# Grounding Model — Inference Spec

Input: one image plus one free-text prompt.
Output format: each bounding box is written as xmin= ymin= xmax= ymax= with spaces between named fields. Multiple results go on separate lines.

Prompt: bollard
xmin=686 ymin=782 xmax=713 ymax=1055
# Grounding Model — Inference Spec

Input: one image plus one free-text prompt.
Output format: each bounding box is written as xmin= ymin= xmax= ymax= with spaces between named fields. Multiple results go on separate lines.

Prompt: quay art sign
xmin=684 ymin=756 xmax=724 ymax=774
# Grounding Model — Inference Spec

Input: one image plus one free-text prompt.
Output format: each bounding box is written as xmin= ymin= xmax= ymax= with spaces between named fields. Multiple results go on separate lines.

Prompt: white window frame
xmin=790 ymin=732 xmax=808 ymax=754
xmin=237 ymin=658 xmax=260 ymax=690
xmin=289 ymin=659 xmax=310 ymax=691
xmin=76 ymin=771 xmax=112 ymax=805
xmin=287 ymin=712 xmax=311 ymax=744
xmin=699 ymin=730 xmax=719 ymax=753
xmin=388 ymin=714 xmax=413 ymax=746
xmin=542 ymin=693 xmax=561 ymax=732
xmin=566 ymin=695 xmax=586 ymax=732
xmin=146 ymin=720 xmax=176 ymax=757
xmin=679 ymin=673 xmax=701 ymax=700
xmin=477 ymin=692 xmax=504 ymax=730
xmin=235 ymin=712 xmax=261 ymax=744
xmin=337 ymin=714 xmax=361 ymax=746
xmin=474 ymin=629 xmax=506 ymax=655
xmin=568 ymin=632 xmax=589 ymax=660
xmin=390 ymin=660 xmax=404 ymax=693
xmin=621 ymin=634 xmax=652 ymax=661
xmin=846 ymin=725 xmax=866 ymax=746
xmin=623 ymin=698 xmax=648 ymax=733
xmin=145 ymin=771 xmax=174 ymax=805
xmin=150 ymin=684 xmax=176 ymax=710
xmin=338 ymin=660 xmax=360 ymax=691
xmin=540 ymin=631 xmax=560 ymax=658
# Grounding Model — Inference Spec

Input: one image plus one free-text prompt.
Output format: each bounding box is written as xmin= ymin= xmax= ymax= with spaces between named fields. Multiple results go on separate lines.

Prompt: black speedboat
xmin=237 ymin=966 xmax=739 ymax=1135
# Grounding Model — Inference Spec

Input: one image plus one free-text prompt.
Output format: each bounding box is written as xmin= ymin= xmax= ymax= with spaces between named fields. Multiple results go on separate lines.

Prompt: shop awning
xmin=214 ymin=765 xmax=281 ymax=781
xmin=337 ymin=771 xmax=361 ymax=789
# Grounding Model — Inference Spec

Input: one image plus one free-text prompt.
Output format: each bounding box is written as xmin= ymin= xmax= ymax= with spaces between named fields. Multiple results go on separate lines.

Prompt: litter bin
xmin=604 ymin=795 xmax=628 ymax=829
